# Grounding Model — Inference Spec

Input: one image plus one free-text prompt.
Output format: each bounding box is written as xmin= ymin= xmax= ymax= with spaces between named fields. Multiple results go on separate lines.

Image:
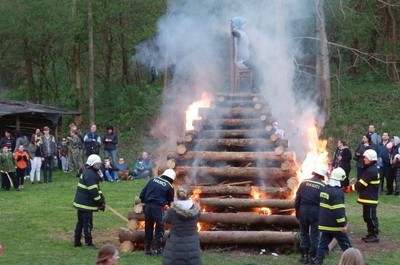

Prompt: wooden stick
xmin=106 ymin=205 xmax=129 ymax=223
xmin=5 ymin=172 xmax=14 ymax=189
xmin=220 ymin=180 xmax=253 ymax=186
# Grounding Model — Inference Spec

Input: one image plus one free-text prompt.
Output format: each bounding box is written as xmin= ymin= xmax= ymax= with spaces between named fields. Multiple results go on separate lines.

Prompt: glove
xmin=98 ymin=204 xmax=105 ymax=212
xmin=232 ymin=30 xmax=240 ymax=38
xmin=17 ymin=155 xmax=23 ymax=160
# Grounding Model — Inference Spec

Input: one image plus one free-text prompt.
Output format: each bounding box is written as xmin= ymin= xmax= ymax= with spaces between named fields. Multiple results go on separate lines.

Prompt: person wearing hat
xmin=73 ymin=154 xmax=106 ymax=247
xmin=313 ymin=167 xmax=352 ymax=265
xmin=139 ymin=169 xmax=176 ymax=255
xmin=294 ymin=166 xmax=327 ymax=264
xmin=349 ymin=149 xmax=380 ymax=243
xmin=103 ymin=125 xmax=118 ymax=164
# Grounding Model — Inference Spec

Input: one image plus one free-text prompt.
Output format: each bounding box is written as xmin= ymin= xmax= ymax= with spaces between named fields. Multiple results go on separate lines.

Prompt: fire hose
xmin=105 ymin=204 xmax=129 ymax=223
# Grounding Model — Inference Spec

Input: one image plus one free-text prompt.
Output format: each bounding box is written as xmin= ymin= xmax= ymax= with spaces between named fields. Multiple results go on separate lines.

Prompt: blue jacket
xmin=319 ymin=185 xmax=347 ymax=232
xmin=295 ymin=176 xmax=325 ymax=212
xmin=140 ymin=176 xmax=174 ymax=207
xmin=351 ymin=163 xmax=380 ymax=205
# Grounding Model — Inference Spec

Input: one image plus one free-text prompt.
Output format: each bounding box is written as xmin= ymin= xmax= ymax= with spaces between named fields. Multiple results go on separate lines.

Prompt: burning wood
xmin=199 ymin=197 xmax=294 ymax=209
xmin=186 ymin=129 xmax=275 ymax=139
xmin=193 ymin=118 xmax=271 ymax=129
xmin=198 ymin=107 xmax=271 ymax=119
xmin=177 ymin=138 xmax=288 ymax=151
xmin=180 ymin=185 xmax=292 ymax=197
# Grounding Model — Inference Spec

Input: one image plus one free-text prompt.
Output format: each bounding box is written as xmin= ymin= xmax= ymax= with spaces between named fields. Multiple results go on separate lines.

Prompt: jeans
xmin=42 ymin=156 xmax=54 ymax=183
xmin=299 ymin=206 xmax=319 ymax=257
xmin=30 ymin=157 xmax=42 ymax=182
xmin=104 ymin=149 xmax=118 ymax=164
xmin=104 ymin=170 xmax=119 ymax=182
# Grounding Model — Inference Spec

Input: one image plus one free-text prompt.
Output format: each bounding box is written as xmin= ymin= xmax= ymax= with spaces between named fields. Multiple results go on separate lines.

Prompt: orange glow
xmin=185 ymin=92 xmax=213 ymax=130
xmin=197 ymin=222 xmax=201 ymax=232
xmin=191 ymin=188 xmax=202 ymax=202
xmin=296 ymin=120 xmax=329 ymax=185
xmin=250 ymin=187 xmax=271 ymax=215
xmin=137 ymin=221 xmax=145 ymax=229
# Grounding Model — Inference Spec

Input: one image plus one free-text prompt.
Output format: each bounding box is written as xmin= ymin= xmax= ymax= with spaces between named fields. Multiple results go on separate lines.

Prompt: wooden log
xmin=186 ymin=129 xmax=274 ymax=139
xmin=167 ymin=151 xmax=296 ymax=163
xmin=198 ymin=108 xmax=272 ymax=119
xmin=275 ymin=146 xmax=286 ymax=155
xmin=166 ymin=159 xmax=176 ymax=169
xmin=176 ymin=138 xmax=289 ymax=150
xmin=184 ymin=134 xmax=193 ymax=143
xmin=180 ymin=185 xmax=292 ymax=196
xmin=134 ymin=196 xmax=141 ymax=205
xmin=127 ymin=219 xmax=139 ymax=231
xmin=281 ymin=161 xmax=295 ymax=171
xmin=192 ymin=118 xmax=271 ymax=129
xmin=270 ymin=133 xmax=280 ymax=142
xmin=119 ymin=229 xmax=297 ymax=245
xmin=199 ymin=197 xmax=295 ymax=209
xmin=214 ymin=93 xmax=261 ymax=100
xmin=119 ymin=240 xmax=135 ymax=252
xmin=287 ymin=177 xmax=300 ymax=191
xmin=200 ymin=212 xmax=298 ymax=226
xmin=174 ymin=166 xmax=295 ymax=179
xmin=177 ymin=144 xmax=187 ymax=154
xmin=133 ymin=203 xmax=143 ymax=214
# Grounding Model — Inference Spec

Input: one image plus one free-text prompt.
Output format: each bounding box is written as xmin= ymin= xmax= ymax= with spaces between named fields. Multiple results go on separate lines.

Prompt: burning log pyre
xmin=119 ymin=92 xmax=300 ymax=252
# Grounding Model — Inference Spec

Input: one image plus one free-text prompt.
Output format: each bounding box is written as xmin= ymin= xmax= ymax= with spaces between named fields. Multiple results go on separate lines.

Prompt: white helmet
xmin=162 ymin=169 xmax=176 ymax=181
xmin=312 ymin=165 xmax=328 ymax=178
xmin=363 ymin=149 xmax=378 ymax=161
xmin=331 ymin=167 xmax=346 ymax=181
xmin=86 ymin=154 xmax=102 ymax=166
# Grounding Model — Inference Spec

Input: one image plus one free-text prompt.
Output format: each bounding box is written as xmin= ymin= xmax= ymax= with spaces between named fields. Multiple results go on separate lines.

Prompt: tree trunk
xmin=87 ymin=0 xmax=95 ymax=124
xmin=315 ymin=0 xmax=331 ymax=120
xmin=119 ymin=6 xmax=130 ymax=85
xmin=386 ymin=2 xmax=399 ymax=82
xmin=179 ymin=185 xmax=292 ymax=197
xmin=198 ymin=107 xmax=271 ymax=119
xmin=176 ymin=138 xmax=288 ymax=151
xmin=199 ymin=197 xmax=294 ymax=209
xmin=23 ymin=37 xmax=37 ymax=103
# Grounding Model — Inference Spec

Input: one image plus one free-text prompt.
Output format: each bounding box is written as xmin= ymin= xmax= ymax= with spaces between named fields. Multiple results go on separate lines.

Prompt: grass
xmin=1 ymin=170 xmax=400 ymax=265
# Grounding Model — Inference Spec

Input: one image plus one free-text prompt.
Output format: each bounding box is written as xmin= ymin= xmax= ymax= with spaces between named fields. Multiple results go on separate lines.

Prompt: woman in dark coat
xmin=162 ymin=188 xmax=201 ymax=265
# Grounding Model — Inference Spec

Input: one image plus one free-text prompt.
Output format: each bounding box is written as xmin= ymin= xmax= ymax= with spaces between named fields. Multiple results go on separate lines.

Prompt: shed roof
xmin=0 ymin=100 xmax=80 ymax=117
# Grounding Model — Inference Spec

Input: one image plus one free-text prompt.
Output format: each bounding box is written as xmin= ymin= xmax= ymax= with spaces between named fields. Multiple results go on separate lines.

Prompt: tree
xmin=87 ymin=0 xmax=95 ymax=124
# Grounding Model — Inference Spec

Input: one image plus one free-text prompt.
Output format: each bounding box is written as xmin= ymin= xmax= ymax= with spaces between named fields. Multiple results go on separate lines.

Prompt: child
xmin=13 ymin=145 xmax=29 ymax=189
xmin=100 ymin=158 xmax=119 ymax=182
xmin=0 ymin=144 xmax=17 ymax=190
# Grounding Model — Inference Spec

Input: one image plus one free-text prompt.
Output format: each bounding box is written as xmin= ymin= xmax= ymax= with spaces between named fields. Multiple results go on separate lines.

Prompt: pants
xmin=380 ymin=165 xmax=391 ymax=192
xmin=316 ymin=232 xmax=352 ymax=261
xmin=74 ymin=210 xmax=93 ymax=238
xmin=104 ymin=170 xmax=119 ymax=182
xmin=61 ymin=156 xmax=68 ymax=172
xmin=42 ymin=156 xmax=54 ymax=183
xmin=298 ymin=206 xmax=319 ymax=257
xmin=68 ymin=148 xmax=82 ymax=172
xmin=144 ymin=204 xmax=164 ymax=247
xmin=1 ymin=172 xmax=17 ymax=190
xmin=363 ymin=204 xmax=379 ymax=236
xmin=395 ymin=168 xmax=400 ymax=193
xmin=30 ymin=157 xmax=42 ymax=182
xmin=104 ymin=149 xmax=118 ymax=164
xmin=16 ymin=168 xmax=26 ymax=186
xmin=133 ymin=169 xmax=151 ymax=179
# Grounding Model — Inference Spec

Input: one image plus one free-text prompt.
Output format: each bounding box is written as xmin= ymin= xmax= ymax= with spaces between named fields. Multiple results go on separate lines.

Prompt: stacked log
xmin=122 ymin=92 xmax=300 ymax=249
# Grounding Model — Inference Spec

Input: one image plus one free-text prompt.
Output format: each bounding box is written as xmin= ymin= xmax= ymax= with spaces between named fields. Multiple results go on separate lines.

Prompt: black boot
xmin=310 ymin=256 xmax=323 ymax=265
xmin=153 ymin=241 xmax=163 ymax=255
xmin=74 ymin=235 xmax=82 ymax=247
xmin=84 ymin=235 xmax=95 ymax=248
xmin=145 ymin=243 xmax=153 ymax=255
xmin=300 ymin=248 xmax=309 ymax=264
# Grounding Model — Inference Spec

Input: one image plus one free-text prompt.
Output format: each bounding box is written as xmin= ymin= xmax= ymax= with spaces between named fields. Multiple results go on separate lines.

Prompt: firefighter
xmin=73 ymin=154 xmax=105 ymax=247
xmin=349 ymin=149 xmax=380 ymax=243
xmin=313 ymin=167 xmax=352 ymax=265
xmin=139 ymin=169 xmax=175 ymax=255
xmin=295 ymin=166 xmax=327 ymax=264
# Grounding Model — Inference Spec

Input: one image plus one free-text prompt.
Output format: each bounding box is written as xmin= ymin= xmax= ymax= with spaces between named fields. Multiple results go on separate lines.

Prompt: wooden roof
xmin=0 ymin=100 xmax=80 ymax=117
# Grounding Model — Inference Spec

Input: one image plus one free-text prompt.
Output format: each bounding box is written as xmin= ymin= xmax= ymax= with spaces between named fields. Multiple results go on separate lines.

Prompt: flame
xmin=185 ymin=92 xmax=213 ymax=131
xmin=296 ymin=120 xmax=329 ymax=184
xmin=250 ymin=187 xmax=272 ymax=215
xmin=137 ymin=221 xmax=145 ymax=229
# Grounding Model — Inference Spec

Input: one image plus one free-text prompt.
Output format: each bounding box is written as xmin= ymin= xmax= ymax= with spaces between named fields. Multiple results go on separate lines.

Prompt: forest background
xmin=0 ymin=0 xmax=399 ymax=159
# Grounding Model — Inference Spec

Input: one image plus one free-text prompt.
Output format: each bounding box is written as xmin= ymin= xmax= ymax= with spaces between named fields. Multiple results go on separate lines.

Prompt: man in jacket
xmin=73 ymin=154 xmax=105 ymax=247
xmin=40 ymin=126 xmax=57 ymax=183
xmin=350 ymin=149 xmax=380 ymax=243
xmin=139 ymin=169 xmax=175 ymax=255
xmin=295 ymin=166 xmax=327 ymax=264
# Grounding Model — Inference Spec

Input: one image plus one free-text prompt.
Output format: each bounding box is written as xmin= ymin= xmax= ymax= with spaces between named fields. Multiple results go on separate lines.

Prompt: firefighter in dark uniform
xmin=73 ymin=154 xmax=105 ymax=247
xmin=350 ymin=149 xmax=380 ymax=243
xmin=295 ymin=166 xmax=327 ymax=264
xmin=313 ymin=167 xmax=352 ymax=265
xmin=139 ymin=168 xmax=175 ymax=255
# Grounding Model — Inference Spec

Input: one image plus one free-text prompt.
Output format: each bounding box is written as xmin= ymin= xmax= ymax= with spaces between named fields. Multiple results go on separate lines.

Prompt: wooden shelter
xmin=0 ymin=100 xmax=81 ymax=139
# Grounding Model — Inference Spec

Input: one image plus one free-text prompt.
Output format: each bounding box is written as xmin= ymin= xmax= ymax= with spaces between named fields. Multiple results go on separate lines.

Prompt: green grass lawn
xmin=0 ymin=170 xmax=399 ymax=265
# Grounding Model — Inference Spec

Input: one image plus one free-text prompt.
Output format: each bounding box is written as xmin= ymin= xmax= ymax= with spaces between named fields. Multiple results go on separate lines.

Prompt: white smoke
xmin=135 ymin=0 xmax=321 ymax=165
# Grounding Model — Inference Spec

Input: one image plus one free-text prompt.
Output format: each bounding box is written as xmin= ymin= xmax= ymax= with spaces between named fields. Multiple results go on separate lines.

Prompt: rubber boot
xmin=153 ymin=241 xmax=163 ymax=255
xmin=84 ymin=235 xmax=95 ymax=248
xmin=145 ymin=243 xmax=153 ymax=255
xmin=300 ymin=248 xmax=309 ymax=264
xmin=74 ymin=235 xmax=82 ymax=247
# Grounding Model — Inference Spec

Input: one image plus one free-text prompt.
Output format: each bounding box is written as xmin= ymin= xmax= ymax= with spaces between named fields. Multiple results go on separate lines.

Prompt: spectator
xmin=368 ymin=125 xmax=381 ymax=145
xmin=73 ymin=154 xmax=105 ymax=247
xmin=100 ymin=158 xmax=119 ymax=182
xmin=103 ymin=125 xmax=118 ymax=164
xmin=140 ymin=169 xmax=176 ymax=255
xmin=59 ymin=137 xmax=69 ymax=173
xmin=67 ymin=129 xmax=83 ymax=173
xmin=28 ymin=134 xmax=43 ymax=184
xmin=13 ymin=145 xmax=29 ymax=189
xmin=95 ymin=244 xmax=119 ymax=265
xmin=377 ymin=132 xmax=391 ymax=194
xmin=83 ymin=124 xmax=101 ymax=157
xmin=115 ymin=157 xmax=130 ymax=180
xmin=271 ymin=121 xmax=285 ymax=139
xmin=333 ymin=139 xmax=352 ymax=192
xmin=132 ymin=152 xmax=153 ymax=179
xmin=0 ymin=129 xmax=16 ymax=152
xmin=354 ymin=134 xmax=374 ymax=179
xmin=40 ymin=126 xmax=57 ymax=183
xmin=295 ymin=166 xmax=326 ymax=264
xmin=0 ymin=144 xmax=17 ymax=190
xmin=162 ymin=188 xmax=201 ymax=265
xmin=14 ymin=131 xmax=29 ymax=153
xmin=338 ymin=248 xmax=366 ymax=265
xmin=314 ymin=167 xmax=352 ymax=265
xmin=349 ymin=149 xmax=380 ymax=243
xmin=389 ymin=136 xmax=400 ymax=196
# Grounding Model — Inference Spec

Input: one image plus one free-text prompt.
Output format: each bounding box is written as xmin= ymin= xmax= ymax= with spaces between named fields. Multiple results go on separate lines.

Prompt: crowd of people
xmin=0 ymin=123 xmax=154 ymax=191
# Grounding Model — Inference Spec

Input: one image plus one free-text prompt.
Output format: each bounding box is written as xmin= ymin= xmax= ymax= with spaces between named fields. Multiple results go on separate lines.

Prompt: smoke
xmin=135 ymin=0 xmax=320 ymax=166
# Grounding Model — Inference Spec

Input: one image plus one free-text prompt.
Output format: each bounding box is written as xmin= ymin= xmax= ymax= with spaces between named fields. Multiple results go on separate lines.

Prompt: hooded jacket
xmin=162 ymin=200 xmax=201 ymax=265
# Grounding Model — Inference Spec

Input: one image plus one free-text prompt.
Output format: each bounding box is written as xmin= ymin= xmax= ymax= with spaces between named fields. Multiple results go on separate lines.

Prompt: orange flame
xmin=296 ymin=120 xmax=329 ymax=184
xmin=185 ymin=92 xmax=213 ymax=130
xmin=250 ymin=187 xmax=271 ymax=215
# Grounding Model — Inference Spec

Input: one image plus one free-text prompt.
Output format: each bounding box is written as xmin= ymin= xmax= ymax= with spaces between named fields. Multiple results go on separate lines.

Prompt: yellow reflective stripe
xmin=320 ymin=203 xmax=345 ymax=210
xmin=73 ymin=202 xmax=99 ymax=210
xmin=370 ymin=180 xmax=380 ymax=184
xmin=318 ymin=225 xmax=343 ymax=232
xmin=93 ymin=195 xmax=101 ymax=201
xmin=351 ymin=185 xmax=356 ymax=191
xmin=336 ymin=218 xmax=346 ymax=223
xmin=77 ymin=182 xmax=98 ymax=190
xmin=358 ymin=198 xmax=378 ymax=204
xmin=307 ymin=180 xmax=324 ymax=186
xmin=359 ymin=179 xmax=368 ymax=186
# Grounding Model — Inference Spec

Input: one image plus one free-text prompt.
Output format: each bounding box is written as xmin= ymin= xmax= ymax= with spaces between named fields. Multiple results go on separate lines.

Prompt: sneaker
xmin=363 ymin=236 xmax=379 ymax=243
xmin=153 ymin=248 xmax=163 ymax=255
